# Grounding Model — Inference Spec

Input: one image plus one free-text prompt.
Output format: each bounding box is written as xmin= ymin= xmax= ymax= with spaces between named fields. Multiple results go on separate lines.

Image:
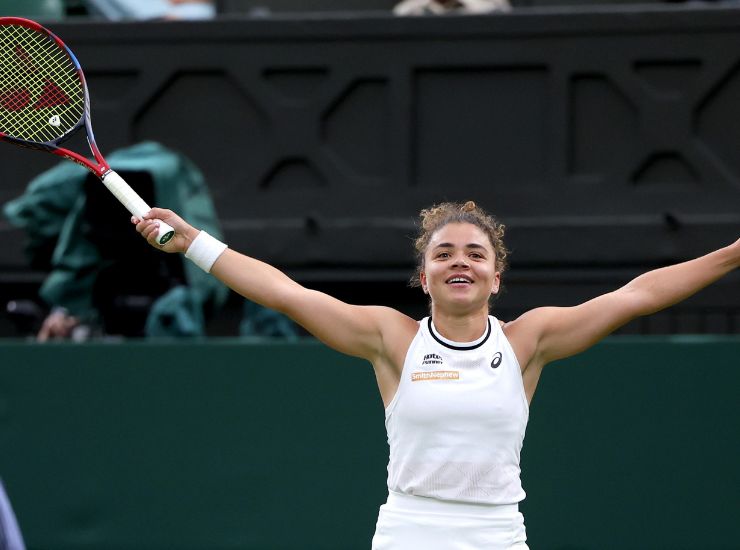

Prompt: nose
xmin=451 ymin=254 xmax=469 ymax=268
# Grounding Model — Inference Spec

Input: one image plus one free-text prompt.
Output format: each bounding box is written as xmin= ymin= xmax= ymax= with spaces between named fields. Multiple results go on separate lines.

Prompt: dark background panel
xmin=1 ymin=9 xmax=739 ymax=336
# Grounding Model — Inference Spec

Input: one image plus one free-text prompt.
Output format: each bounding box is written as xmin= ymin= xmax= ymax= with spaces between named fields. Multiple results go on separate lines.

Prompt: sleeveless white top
xmin=384 ymin=316 xmax=529 ymax=505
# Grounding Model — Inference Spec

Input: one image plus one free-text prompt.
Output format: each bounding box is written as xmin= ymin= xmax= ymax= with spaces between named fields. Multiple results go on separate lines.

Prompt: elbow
xmin=262 ymin=283 xmax=305 ymax=317
xmin=618 ymin=286 xmax=661 ymax=318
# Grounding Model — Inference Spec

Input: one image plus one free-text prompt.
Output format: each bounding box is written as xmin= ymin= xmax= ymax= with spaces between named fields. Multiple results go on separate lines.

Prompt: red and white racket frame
xmin=0 ymin=17 xmax=174 ymax=245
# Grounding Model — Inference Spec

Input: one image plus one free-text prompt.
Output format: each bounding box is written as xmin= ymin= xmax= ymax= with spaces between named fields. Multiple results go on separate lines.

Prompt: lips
xmin=446 ymin=275 xmax=473 ymax=284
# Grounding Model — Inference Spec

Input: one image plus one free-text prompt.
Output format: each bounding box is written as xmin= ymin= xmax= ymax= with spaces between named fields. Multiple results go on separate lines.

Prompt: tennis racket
xmin=0 ymin=17 xmax=174 ymax=245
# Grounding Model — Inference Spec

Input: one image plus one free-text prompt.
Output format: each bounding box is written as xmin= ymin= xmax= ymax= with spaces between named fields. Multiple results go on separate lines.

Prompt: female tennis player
xmin=133 ymin=201 xmax=739 ymax=549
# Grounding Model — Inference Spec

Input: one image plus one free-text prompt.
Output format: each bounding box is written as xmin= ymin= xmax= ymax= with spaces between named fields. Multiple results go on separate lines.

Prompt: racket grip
xmin=101 ymin=170 xmax=175 ymax=246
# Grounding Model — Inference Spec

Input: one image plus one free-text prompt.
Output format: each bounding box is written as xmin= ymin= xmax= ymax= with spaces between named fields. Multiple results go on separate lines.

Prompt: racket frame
xmin=0 ymin=17 xmax=174 ymax=245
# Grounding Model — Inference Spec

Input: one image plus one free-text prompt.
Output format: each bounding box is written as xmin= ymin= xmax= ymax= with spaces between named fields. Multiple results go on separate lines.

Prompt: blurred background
xmin=0 ymin=1 xmax=738 ymax=549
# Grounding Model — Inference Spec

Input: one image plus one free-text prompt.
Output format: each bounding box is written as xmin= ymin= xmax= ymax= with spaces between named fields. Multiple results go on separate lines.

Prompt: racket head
xmin=0 ymin=17 xmax=105 ymax=175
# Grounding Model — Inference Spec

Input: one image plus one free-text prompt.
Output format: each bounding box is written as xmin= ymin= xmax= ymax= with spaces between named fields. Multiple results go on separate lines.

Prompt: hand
xmin=37 ymin=309 xmax=79 ymax=342
xmin=132 ymin=207 xmax=198 ymax=254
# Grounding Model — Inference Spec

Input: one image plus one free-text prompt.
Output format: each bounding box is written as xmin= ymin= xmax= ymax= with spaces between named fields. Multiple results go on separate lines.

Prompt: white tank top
xmin=384 ymin=316 xmax=529 ymax=505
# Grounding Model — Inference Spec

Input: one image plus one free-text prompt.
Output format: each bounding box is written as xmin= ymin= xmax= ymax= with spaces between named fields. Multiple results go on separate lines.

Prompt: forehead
xmin=427 ymin=222 xmax=491 ymax=249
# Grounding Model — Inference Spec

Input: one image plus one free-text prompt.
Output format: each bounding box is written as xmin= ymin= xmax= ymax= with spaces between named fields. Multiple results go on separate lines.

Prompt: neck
xmin=429 ymin=307 xmax=490 ymax=342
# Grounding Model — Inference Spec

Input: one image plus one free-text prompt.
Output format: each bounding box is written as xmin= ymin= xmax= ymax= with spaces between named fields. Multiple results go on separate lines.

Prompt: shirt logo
xmin=422 ymin=353 xmax=443 ymax=366
xmin=413 ymin=353 xmax=458 ymax=381
xmin=491 ymin=352 xmax=502 ymax=369
xmin=412 ymin=371 xmax=460 ymax=382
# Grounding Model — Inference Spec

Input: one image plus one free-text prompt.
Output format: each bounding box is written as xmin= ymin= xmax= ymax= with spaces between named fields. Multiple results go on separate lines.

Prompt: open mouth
xmin=446 ymin=276 xmax=473 ymax=284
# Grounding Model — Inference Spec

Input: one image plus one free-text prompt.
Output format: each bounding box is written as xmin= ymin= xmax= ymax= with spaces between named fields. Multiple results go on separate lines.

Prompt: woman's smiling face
xmin=420 ymin=222 xmax=500 ymax=313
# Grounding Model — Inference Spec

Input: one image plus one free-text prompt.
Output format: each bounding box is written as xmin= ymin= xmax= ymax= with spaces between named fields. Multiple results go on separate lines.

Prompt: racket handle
xmin=101 ymin=170 xmax=175 ymax=246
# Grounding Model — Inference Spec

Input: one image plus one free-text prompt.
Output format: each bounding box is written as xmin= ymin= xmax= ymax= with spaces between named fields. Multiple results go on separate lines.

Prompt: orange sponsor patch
xmin=411 ymin=371 xmax=460 ymax=382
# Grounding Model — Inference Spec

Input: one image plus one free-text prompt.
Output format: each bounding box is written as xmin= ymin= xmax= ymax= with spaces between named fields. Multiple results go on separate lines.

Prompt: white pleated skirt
xmin=371 ymin=491 xmax=528 ymax=550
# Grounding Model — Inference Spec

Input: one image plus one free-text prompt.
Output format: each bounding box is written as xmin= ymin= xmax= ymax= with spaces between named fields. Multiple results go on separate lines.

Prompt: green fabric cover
xmin=3 ymin=141 xmax=228 ymax=336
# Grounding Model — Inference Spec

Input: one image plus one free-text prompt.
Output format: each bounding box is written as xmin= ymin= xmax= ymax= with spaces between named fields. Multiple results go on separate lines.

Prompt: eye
xmin=469 ymin=252 xmax=484 ymax=259
xmin=436 ymin=251 xmax=450 ymax=259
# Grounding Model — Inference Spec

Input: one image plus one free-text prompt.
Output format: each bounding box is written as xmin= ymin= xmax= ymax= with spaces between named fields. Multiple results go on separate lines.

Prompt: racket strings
xmin=0 ymin=23 xmax=84 ymax=143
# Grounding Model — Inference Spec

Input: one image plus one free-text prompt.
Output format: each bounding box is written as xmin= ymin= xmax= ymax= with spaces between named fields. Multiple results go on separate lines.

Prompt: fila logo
xmin=491 ymin=352 xmax=502 ymax=369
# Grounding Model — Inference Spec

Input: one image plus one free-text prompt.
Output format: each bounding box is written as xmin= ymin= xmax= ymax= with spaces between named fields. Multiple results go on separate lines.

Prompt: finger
xmin=136 ymin=219 xmax=155 ymax=234
xmin=138 ymin=222 xmax=154 ymax=235
xmin=143 ymin=208 xmax=161 ymax=220
xmin=143 ymin=223 xmax=160 ymax=240
xmin=144 ymin=207 xmax=171 ymax=221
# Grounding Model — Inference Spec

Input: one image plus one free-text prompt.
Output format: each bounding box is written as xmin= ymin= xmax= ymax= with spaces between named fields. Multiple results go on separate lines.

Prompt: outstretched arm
xmin=508 ymin=238 xmax=740 ymax=369
xmin=134 ymin=209 xmax=412 ymax=362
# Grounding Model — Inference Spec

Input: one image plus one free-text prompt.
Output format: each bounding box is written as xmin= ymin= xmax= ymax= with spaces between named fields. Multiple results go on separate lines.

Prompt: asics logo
xmin=491 ymin=352 xmax=502 ymax=369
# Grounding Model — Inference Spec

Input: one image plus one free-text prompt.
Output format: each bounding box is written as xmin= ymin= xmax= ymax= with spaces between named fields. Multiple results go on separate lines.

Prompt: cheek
xmin=426 ymin=264 xmax=446 ymax=284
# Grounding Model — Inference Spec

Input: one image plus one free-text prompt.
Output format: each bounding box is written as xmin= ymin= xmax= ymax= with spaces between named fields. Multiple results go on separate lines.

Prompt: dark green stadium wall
xmin=0 ymin=337 xmax=738 ymax=549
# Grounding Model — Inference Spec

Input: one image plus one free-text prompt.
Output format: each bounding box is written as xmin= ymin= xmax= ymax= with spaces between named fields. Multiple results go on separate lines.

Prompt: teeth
xmin=448 ymin=278 xmax=470 ymax=284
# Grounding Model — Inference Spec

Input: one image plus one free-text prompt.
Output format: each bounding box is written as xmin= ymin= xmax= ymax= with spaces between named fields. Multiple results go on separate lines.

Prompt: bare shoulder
xmin=368 ymin=306 xmax=420 ymax=346
xmin=365 ymin=306 xmax=419 ymax=365
xmin=502 ymin=308 xmax=559 ymax=402
xmin=502 ymin=307 xmax=552 ymax=338
xmin=366 ymin=307 xmax=419 ymax=402
xmin=502 ymin=307 xmax=555 ymax=371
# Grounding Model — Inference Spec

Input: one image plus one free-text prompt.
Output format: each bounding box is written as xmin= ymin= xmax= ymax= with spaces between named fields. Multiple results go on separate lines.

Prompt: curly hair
xmin=410 ymin=200 xmax=509 ymax=288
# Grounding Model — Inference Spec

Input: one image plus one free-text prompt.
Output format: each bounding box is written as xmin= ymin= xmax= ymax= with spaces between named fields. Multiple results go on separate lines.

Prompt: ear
xmin=420 ymin=271 xmax=429 ymax=294
xmin=491 ymin=272 xmax=501 ymax=295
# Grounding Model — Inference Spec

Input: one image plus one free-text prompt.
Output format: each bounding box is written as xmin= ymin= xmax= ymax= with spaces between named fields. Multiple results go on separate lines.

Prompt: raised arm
xmin=134 ymin=208 xmax=413 ymax=363
xmin=507 ymin=238 xmax=740 ymax=371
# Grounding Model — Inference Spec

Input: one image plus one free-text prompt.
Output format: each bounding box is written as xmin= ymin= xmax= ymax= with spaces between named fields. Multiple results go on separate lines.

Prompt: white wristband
xmin=185 ymin=231 xmax=228 ymax=273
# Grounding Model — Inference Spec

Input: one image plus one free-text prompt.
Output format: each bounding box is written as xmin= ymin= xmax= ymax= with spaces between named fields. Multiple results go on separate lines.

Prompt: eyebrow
xmin=433 ymin=242 xmax=488 ymax=251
